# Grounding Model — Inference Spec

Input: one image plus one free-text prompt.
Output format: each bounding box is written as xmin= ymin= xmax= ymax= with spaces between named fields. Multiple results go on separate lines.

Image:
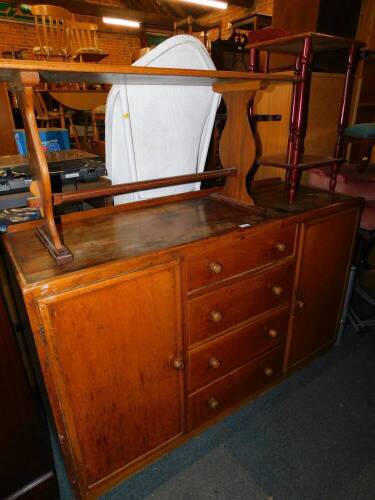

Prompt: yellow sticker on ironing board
xmin=123 ymin=113 xmax=129 ymax=119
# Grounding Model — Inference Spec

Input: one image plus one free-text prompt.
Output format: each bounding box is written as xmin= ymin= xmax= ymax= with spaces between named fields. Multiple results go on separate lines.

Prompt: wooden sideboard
xmin=2 ymin=183 xmax=361 ymax=499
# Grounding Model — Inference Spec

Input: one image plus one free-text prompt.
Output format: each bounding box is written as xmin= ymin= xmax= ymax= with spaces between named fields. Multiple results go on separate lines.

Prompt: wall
xmin=0 ymin=0 xmax=273 ymax=62
xmin=0 ymin=15 xmax=140 ymax=65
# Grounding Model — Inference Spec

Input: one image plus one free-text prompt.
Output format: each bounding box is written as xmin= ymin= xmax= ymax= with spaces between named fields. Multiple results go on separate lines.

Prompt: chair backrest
xmin=105 ymin=35 xmax=221 ymax=204
xmin=30 ymin=4 xmax=72 ymax=57
xmin=67 ymin=21 xmax=99 ymax=53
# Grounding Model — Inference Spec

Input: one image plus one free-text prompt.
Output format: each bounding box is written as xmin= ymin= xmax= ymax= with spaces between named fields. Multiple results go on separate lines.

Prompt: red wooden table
xmin=247 ymin=32 xmax=365 ymax=204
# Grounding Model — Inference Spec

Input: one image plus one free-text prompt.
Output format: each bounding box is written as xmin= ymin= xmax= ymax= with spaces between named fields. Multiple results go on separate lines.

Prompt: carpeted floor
xmin=55 ymin=326 xmax=375 ymax=500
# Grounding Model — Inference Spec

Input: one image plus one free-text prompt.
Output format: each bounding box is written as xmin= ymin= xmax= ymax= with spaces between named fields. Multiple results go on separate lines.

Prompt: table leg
xmin=289 ymin=36 xmax=312 ymax=205
xmin=286 ymin=54 xmax=302 ymax=188
xmin=330 ymin=43 xmax=359 ymax=191
xmin=248 ymin=47 xmax=260 ymax=72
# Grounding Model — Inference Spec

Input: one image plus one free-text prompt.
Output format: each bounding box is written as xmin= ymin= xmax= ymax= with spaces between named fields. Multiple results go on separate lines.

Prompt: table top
xmin=49 ymin=91 xmax=108 ymax=111
xmin=246 ymin=32 xmax=365 ymax=54
xmin=0 ymin=59 xmax=299 ymax=86
xmin=0 ymin=149 xmax=97 ymax=169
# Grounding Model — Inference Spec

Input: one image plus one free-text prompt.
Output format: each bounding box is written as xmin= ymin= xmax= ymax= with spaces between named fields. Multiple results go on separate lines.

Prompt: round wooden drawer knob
xmin=272 ymin=285 xmax=283 ymax=296
xmin=208 ymin=397 xmax=219 ymax=409
xmin=208 ymin=356 xmax=221 ymax=369
xmin=209 ymin=262 xmax=222 ymax=274
xmin=210 ymin=310 xmax=223 ymax=322
xmin=296 ymin=300 xmax=305 ymax=309
xmin=172 ymin=358 xmax=184 ymax=370
xmin=268 ymin=328 xmax=278 ymax=339
xmin=275 ymin=242 xmax=286 ymax=252
xmin=264 ymin=366 xmax=273 ymax=377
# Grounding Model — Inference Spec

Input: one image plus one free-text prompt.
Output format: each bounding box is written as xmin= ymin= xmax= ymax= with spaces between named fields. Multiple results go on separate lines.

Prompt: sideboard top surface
xmin=2 ymin=186 xmax=360 ymax=289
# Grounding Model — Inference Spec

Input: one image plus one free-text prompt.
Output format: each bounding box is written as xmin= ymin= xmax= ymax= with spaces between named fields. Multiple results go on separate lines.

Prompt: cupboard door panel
xmin=38 ymin=261 xmax=184 ymax=487
xmin=287 ymin=210 xmax=358 ymax=368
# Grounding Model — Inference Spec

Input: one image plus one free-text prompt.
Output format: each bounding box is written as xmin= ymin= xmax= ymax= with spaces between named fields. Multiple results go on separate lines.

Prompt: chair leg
xmin=68 ymin=116 xmax=80 ymax=150
xmin=59 ymin=105 xmax=66 ymax=129
xmin=336 ymin=264 xmax=357 ymax=345
xmin=356 ymin=139 xmax=372 ymax=172
xmin=84 ymin=114 xmax=90 ymax=148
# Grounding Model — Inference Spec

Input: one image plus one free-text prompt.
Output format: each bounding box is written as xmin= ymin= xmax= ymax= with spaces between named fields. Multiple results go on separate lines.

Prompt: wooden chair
xmin=343 ymin=123 xmax=375 ymax=172
xmin=174 ymin=16 xmax=194 ymax=35
xmin=90 ymin=104 xmax=106 ymax=157
xmin=92 ymin=104 xmax=105 ymax=143
xmin=67 ymin=21 xmax=108 ymax=63
xmin=33 ymin=91 xmax=80 ymax=149
xmin=30 ymin=5 xmax=72 ymax=60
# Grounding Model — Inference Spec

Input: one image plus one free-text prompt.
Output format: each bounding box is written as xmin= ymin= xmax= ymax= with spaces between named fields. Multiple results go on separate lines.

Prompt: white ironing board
xmin=105 ymin=35 xmax=221 ymax=204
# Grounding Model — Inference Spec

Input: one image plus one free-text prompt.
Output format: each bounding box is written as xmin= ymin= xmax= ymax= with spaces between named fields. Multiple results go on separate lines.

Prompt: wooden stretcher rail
xmin=37 ymin=168 xmax=237 ymax=207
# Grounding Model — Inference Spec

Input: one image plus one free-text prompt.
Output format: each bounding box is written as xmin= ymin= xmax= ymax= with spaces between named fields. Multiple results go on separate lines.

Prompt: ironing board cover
xmin=105 ymin=35 xmax=221 ymax=204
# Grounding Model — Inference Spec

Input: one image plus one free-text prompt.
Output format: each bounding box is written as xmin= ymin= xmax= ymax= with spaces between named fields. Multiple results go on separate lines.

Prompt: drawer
xmin=187 ymin=261 xmax=294 ymax=346
xmin=185 ymin=224 xmax=296 ymax=292
xmin=187 ymin=345 xmax=284 ymax=431
xmin=187 ymin=308 xmax=289 ymax=392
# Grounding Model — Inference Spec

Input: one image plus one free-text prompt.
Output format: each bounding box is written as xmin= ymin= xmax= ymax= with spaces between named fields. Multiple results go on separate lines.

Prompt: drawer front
xmin=187 ymin=308 xmax=289 ymax=392
xmin=185 ymin=224 xmax=296 ymax=292
xmin=187 ymin=261 xmax=294 ymax=346
xmin=187 ymin=345 xmax=284 ymax=431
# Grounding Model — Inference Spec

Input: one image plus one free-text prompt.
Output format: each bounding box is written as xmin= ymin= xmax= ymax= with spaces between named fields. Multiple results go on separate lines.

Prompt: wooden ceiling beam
xmin=25 ymin=0 xmax=178 ymax=28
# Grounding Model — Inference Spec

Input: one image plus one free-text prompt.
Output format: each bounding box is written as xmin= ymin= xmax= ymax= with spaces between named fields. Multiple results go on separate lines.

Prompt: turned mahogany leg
xmin=287 ymin=55 xmax=301 ymax=164
xmin=330 ymin=43 xmax=359 ymax=191
xmin=288 ymin=36 xmax=312 ymax=205
xmin=286 ymin=54 xmax=302 ymax=188
xmin=358 ymin=139 xmax=373 ymax=172
xmin=248 ymin=47 xmax=260 ymax=72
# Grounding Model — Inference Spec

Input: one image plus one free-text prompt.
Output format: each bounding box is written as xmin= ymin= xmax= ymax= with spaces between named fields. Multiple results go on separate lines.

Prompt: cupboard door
xmin=287 ymin=210 xmax=358 ymax=368
xmin=38 ymin=261 xmax=184 ymax=489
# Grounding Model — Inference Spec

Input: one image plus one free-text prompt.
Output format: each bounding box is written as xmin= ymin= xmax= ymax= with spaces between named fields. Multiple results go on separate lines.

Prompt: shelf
xmin=258 ymin=154 xmax=344 ymax=170
xmin=246 ymin=32 xmax=365 ymax=55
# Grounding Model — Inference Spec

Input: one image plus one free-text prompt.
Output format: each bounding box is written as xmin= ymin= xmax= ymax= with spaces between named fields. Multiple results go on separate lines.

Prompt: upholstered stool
xmin=344 ymin=123 xmax=375 ymax=172
xmin=305 ymin=164 xmax=375 ymax=199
